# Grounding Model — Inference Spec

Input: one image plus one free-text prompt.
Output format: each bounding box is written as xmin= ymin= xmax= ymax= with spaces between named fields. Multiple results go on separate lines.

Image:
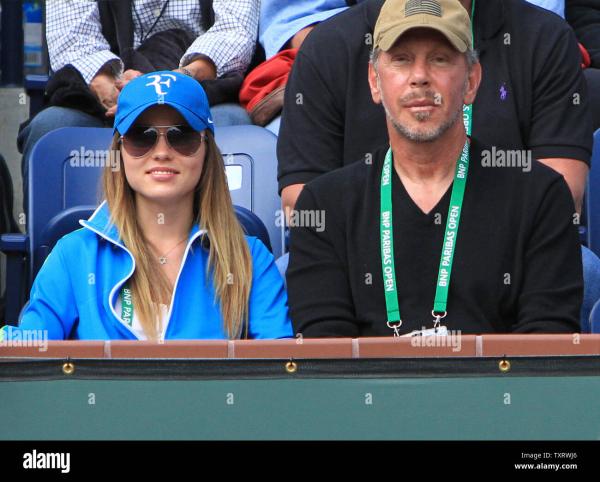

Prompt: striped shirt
xmin=46 ymin=0 xmax=259 ymax=84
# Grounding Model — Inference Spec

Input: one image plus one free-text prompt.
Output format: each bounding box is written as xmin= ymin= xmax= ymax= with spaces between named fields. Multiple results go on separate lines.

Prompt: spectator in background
xmin=526 ymin=0 xmax=600 ymax=131
xmin=260 ymin=0 xmax=351 ymax=59
xmin=240 ymin=0 xmax=352 ymax=134
xmin=567 ymin=0 xmax=600 ymax=130
xmin=4 ymin=72 xmax=291 ymax=340
xmin=18 ymin=0 xmax=259 ymax=209
xmin=287 ymin=0 xmax=582 ymax=336
xmin=527 ymin=0 xmax=565 ymax=16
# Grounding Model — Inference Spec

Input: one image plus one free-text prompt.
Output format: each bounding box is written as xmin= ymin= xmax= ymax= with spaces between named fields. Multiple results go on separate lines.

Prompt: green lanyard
xmin=379 ymin=140 xmax=470 ymax=335
xmin=378 ymin=0 xmax=476 ymax=336
xmin=121 ymin=285 xmax=133 ymax=326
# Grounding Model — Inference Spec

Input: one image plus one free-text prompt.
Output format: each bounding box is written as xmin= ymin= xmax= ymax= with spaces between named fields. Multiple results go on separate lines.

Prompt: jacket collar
xmin=80 ymin=201 xmax=121 ymax=243
xmin=80 ymin=200 xmax=205 ymax=247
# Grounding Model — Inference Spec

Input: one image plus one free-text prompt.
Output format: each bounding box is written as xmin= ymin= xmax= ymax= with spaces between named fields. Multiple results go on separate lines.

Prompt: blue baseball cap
xmin=113 ymin=70 xmax=214 ymax=135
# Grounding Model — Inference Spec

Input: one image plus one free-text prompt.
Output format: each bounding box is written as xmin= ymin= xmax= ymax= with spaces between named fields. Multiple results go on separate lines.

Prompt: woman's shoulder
xmin=243 ymin=235 xmax=271 ymax=256
xmin=50 ymin=226 xmax=107 ymax=261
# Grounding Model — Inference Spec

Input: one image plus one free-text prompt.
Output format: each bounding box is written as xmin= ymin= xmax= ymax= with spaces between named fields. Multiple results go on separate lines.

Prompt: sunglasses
xmin=120 ymin=124 xmax=206 ymax=157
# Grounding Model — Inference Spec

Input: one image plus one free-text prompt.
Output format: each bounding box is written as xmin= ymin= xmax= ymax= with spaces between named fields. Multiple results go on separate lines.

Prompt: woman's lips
xmin=147 ymin=168 xmax=179 ymax=181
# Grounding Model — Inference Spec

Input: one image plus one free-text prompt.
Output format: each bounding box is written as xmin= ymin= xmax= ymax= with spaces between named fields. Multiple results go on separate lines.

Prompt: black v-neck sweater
xmin=287 ymin=139 xmax=582 ymax=336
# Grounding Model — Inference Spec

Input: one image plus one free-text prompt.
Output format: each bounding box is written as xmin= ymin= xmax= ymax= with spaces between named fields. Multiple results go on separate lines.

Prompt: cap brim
xmin=114 ymin=101 xmax=214 ymax=135
xmin=378 ymin=23 xmax=469 ymax=53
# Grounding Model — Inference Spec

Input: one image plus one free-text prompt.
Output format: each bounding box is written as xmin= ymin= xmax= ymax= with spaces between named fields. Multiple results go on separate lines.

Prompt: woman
xmin=6 ymin=71 xmax=292 ymax=340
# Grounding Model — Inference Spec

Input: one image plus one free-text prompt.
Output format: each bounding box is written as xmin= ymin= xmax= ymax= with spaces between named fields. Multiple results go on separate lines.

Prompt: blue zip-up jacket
xmin=3 ymin=202 xmax=293 ymax=340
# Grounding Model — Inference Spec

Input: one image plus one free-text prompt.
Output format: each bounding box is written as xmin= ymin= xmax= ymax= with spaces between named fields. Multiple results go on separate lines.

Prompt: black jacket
xmin=566 ymin=0 xmax=600 ymax=68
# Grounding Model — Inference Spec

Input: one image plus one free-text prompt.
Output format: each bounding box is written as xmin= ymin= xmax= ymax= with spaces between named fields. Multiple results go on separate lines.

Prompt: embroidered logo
xmin=499 ymin=83 xmax=508 ymax=101
xmin=145 ymin=73 xmax=177 ymax=97
xmin=405 ymin=0 xmax=443 ymax=17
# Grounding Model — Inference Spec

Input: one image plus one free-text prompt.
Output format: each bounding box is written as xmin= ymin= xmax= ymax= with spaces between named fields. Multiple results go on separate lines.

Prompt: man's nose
xmin=409 ymin=58 xmax=430 ymax=88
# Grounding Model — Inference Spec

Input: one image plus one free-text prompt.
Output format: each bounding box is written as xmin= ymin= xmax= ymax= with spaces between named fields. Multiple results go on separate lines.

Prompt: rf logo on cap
xmin=145 ymin=73 xmax=177 ymax=97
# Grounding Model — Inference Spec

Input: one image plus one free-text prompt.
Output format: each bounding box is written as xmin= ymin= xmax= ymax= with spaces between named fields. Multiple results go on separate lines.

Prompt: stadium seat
xmin=25 ymin=74 xmax=49 ymax=119
xmin=590 ymin=298 xmax=600 ymax=333
xmin=1 ymin=125 xmax=280 ymax=324
xmin=586 ymin=128 xmax=600 ymax=258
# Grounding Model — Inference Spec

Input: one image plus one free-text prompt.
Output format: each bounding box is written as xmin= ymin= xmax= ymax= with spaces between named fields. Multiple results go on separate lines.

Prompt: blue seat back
xmin=27 ymin=125 xmax=280 ymax=284
xmin=590 ymin=298 xmax=600 ymax=333
xmin=587 ymin=129 xmax=600 ymax=257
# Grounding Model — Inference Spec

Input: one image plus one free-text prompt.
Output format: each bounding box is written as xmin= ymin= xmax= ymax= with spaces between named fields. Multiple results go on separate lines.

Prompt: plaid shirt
xmin=47 ymin=0 xmax=259 ymax=84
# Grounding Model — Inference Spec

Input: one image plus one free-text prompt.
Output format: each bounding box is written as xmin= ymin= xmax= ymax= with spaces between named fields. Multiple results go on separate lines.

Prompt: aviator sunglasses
xmin=120 ymin=124 xmax=206 ymax=157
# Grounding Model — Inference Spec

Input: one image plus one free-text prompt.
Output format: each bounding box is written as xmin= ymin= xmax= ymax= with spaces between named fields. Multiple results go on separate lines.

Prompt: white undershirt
xmin=115 ymin=295 xmax=169 ymax=340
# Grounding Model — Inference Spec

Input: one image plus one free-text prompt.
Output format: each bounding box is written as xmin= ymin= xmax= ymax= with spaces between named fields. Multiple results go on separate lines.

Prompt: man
xmin=278 ymin=0 xmax=592 ymax=215
xmin=287 ymin=0 xmax=582 ymax=336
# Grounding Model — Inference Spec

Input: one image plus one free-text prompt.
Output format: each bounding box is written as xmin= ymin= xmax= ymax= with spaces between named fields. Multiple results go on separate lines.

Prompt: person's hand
xmin=175 ymin=57 xmax=217 ymax=82
xmin=115 ymin=69 xmax=143 ymax=90
xmin=90 ymin=71 xmax=120 ymax=118
xmin=289 ymin=24 xmax=316 ymax=50
xmin=105 ymin=103 xmax=118 ymax=118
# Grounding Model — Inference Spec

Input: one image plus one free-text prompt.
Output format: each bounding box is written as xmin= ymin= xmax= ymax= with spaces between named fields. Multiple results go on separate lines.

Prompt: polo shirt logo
xmin=145 ymin=73 xmax=177 ymax=97
xmin=500 ymin=83 xmax=508 ymax=101
xmin=405 ymin=0 xmax=442 ymax=17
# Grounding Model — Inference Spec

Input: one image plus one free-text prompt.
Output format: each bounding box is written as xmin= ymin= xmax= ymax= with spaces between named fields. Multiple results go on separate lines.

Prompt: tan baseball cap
xmin=374 ymin=0 xmax=472 ymax=53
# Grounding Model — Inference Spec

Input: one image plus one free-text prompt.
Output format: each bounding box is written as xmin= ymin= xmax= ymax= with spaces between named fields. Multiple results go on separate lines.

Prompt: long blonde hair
xmin=102 ymin=131 xmax=253 ymax=340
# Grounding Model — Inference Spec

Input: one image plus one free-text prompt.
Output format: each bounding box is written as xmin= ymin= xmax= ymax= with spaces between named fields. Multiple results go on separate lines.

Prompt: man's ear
xmin=368 ymin=62 xmax=382 ymax=105
xmin=463 ymin=61 xmax=482 ymax=106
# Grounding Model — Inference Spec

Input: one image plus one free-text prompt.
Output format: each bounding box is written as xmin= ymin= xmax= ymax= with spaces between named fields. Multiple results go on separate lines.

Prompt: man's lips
xmin=403 ymin=99 xmax=436 ymax=108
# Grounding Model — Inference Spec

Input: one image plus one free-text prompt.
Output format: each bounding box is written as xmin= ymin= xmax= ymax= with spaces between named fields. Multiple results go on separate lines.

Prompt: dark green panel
xmin=1 ymin=376 xmax=599 ymax=440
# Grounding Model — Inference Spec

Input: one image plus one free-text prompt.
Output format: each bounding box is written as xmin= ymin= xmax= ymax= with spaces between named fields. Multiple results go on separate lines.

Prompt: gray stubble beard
xmin=378 ymin=75 xmax=468 ymax=143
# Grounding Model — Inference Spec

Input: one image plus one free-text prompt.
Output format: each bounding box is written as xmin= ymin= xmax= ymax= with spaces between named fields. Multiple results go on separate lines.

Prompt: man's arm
xmin=538 ymin=157 xmax=589 ymax=214
xmin=528 ymin=23 xmax=593 ymax=210
xmin=180 ymin=0 xmax=259 ymax=77
xmin=281 ymin=184 xmax=305 ymax=222
xmin=277 ymin=44 xmax=346 ymax=205
xmin=46 ymin=0 xmax=123 ymax=85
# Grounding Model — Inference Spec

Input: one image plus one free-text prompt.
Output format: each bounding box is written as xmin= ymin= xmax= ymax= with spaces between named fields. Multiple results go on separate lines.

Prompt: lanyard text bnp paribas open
xmin=380 ymin=2 xmax=475 ymax=337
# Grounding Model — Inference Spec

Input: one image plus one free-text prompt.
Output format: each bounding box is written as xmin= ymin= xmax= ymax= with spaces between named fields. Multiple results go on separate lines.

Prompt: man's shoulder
xmin=299 ymin=0 xmax=384 ymax=57
xmin=472 ymin=139 xmax=565 ymax=191
xmin=304 ymin=145 xmax=388 ymax=198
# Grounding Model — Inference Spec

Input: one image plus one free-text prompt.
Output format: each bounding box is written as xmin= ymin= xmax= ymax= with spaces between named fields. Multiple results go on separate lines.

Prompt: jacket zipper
xmin=161 ymin=229 xmax=207 ymax=340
